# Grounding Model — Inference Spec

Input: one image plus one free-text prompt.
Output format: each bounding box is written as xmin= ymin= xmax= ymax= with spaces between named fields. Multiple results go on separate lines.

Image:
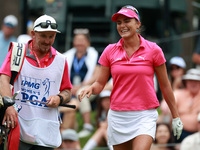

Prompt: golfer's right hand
xmin=78 ymin=87 xmax=93 ymax=102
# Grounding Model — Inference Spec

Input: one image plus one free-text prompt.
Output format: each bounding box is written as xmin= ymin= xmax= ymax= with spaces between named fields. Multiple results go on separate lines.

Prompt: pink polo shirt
xmin=99 ymin=35 xmax=166 ymax=111
xmin=0 ymin=40 xmax=72 ymax=91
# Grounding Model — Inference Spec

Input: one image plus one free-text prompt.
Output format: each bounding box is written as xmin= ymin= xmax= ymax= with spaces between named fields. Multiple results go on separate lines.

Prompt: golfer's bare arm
xmin=91 ymin=65 xmax=110 ymax=95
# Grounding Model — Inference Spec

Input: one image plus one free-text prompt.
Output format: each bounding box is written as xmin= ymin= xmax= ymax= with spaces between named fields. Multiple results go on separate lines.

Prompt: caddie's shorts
xmin=18 ymin=140 xmax=54 ymax=150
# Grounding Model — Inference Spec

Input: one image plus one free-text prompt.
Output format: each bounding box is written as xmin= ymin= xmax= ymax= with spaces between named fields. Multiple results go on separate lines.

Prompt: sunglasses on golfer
xmin=122 ymin=5 xmax=140 ymax=21
xmin=34 ymin=21 xmax=58 ymax=29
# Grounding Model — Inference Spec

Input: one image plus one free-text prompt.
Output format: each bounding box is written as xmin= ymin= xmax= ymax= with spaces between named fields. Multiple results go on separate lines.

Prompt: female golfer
xmin=79 ymin=5 xmax=183 ymax=150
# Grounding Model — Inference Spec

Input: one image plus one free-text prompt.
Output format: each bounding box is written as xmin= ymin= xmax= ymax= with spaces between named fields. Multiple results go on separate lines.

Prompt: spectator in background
xmin=0 ymin=15 xmax=18 ymax=67
xmin=150 ymin=122 xmax=175 ymax=150
xmin=168 ymin=56 xmax=186 ymax=90
xmin=180 ymin=112 xmax=200 ymax=150
xmin=192 ymin=36 xmax=200 ymax=69
xmin=17 ymin=20 xmax=33 ymax=44
xmin=83 ymin=90 xmax=113 ymax=150
xmin=159 ymin=68 xmax=200 ymax=143
xmin=60 ymin=129 xmax=81 ymax=150
xmin=62 ymin=28 xmax=100 ymax=138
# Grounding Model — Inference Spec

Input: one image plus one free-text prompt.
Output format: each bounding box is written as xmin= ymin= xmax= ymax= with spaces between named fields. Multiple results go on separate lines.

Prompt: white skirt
xmin=107 ymin=109 xmax=158 ymax=145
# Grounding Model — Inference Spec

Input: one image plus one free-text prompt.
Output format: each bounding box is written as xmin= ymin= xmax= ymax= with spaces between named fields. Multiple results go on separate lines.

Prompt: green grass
xmin=157 ymin=107 xmax=161 ymax=115
xmin=77 ymin=111 xmax=110 ymax=150
xmin=76 ymin=110 xmax=97 ymax=148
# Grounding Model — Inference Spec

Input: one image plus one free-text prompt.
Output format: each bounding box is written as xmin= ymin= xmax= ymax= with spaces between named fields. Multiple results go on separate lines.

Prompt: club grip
xmin=60 ymin=104 xmax=76 ymax=109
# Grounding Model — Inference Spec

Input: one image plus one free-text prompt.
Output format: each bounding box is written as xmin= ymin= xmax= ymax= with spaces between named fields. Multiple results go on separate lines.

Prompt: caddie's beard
xmin=39 ymin=46 xmax=50 ymax=54
xmin=41 ymin=44 xmax=51 ymax=53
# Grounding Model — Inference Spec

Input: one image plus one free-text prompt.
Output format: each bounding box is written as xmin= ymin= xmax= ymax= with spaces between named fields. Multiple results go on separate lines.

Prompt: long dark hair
xmin=154 ymin=122 xmax=175 ymax=150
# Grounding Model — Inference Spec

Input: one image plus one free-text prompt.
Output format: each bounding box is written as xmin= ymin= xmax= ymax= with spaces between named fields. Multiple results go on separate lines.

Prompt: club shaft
xmin=16 ymin=99 xmax=46 ymax=103
xmin=14 ymin=99 xmax=76 ymax=109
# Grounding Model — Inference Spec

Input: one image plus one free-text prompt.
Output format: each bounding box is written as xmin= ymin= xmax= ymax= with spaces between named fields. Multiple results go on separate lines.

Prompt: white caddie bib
xmin=13 ymin=52 xmax=65 ymax=148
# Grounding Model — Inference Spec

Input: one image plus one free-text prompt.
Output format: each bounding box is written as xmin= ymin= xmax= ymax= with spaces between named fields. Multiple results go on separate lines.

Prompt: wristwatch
xmin=57 ymin=94 xmax=64 ymax=106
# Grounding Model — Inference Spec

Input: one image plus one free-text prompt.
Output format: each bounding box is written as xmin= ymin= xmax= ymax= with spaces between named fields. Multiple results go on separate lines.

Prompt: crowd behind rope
xmin=0 ymin=5 xmax=200 ymax=150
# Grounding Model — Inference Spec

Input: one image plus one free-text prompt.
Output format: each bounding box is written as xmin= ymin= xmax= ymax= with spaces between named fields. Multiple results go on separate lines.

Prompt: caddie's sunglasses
xmin=122 ymin=5 xmax=140 ymax=21
xmin=34 ymin=22 xmax=58 ymax=29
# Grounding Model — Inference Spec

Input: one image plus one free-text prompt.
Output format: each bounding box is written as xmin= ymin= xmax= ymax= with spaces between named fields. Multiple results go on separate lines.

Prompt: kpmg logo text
xmin=20 ymin=76 xmax=41 ymax=96
xmin=21 ymin=80 xmax=40 ymax=89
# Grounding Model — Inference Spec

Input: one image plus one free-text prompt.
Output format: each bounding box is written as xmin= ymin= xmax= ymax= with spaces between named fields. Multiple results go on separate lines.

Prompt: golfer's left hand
xmin=172 ymin=117 xmax=183 ymax=140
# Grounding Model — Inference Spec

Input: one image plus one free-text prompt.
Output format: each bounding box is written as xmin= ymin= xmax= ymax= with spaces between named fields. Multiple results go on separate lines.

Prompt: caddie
xmin=0 ymin=14 xmax=72 ymax=150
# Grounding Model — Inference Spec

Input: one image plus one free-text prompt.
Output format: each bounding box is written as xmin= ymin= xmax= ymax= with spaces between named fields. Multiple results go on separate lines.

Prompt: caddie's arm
xmin=0 ymin=74 xmax=18 ymax=129
xmin=57 ymin=89 xmax=72 ymax=105
xmin=0 ymin=95 xmax=3 ymax=108
xmin=46 ymin=89 xmax=72 ymax=108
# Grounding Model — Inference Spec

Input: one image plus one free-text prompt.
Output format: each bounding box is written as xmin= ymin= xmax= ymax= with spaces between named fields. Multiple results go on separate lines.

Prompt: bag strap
xmin=10 ymin=42 xmax=26 ymax=85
